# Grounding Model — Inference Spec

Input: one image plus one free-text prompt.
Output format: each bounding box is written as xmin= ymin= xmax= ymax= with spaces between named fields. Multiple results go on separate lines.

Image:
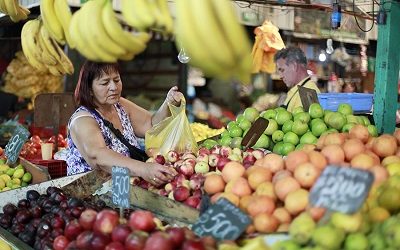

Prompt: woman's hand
xmin=142 ymin=162 xmax=178 ymax=186
xmin=166 ymin=86 xmax=184 ymax=106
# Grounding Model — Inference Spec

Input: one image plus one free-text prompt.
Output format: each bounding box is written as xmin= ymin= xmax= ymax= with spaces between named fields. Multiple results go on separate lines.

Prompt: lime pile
xmin=0 ymin=159 xmax=33 ymax=191
xmin=215 ymin=104 xmax=377 ymax=155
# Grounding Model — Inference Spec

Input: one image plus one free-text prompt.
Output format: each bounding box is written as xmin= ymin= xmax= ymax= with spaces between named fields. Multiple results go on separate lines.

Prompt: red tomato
xmin=58 ymin=133 xmax=64 ymax=141
xmin=0 ymin=147 xmax=3 ymax=155
xmin=59 ymin=139 xmax=67 ymax=148
xmin=30 ymin=135 xmax=42 ymax=144
xmin=48 ymin=136 xmax=56 ymax=144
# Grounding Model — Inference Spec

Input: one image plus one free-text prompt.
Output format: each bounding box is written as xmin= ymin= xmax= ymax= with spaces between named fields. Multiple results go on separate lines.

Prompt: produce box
xmin=27 ymin=159 xmax=67 ymax=179
xmin=317 ymin=93 xmax=373 ymax=113
xmin=18 ymin=158 xmax=51 ymax=185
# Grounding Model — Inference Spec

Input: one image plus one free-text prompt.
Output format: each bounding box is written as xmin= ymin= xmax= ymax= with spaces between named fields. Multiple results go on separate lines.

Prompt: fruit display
xmin=0 ymin=0 xmax=30 ymax=22
xmin=190 ymin=122 xmax=225 ymax=142
xmin=218 ymin=104 xmax=377 ymax=155
xmin=174 ymin=0 xmax=252 ymax=83
xmin=20 ymin=134 xmax=67 ymax=160
xmin=0 ymin=186 xmax=215 ymax=250
xmin=3 ymin=51 xmax=63 ymax=99
xmin=0 ymin=159 xmax=33 ymax=191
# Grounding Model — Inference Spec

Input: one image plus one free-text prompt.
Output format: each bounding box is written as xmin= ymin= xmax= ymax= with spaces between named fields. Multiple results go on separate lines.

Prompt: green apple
xmin=331 ymin=212 xmax=363 ymax=233
xmin=282 ymin=120 xmax=294 ymax=134
xmin=221 ymin=130 xmax=230 ymax=138
xmin=310 ymin=118 xmax=324 ymax=127
xmin=273 ymin=142 xmax=284 ymax=155
xmin=272 ymin=130 xmax=284 ymax=143
xmin=294 ymin=112 xmax=311 ymax=124
xmin=342 ymin=123 xmax=355 ymax=133
xmin=235 ymin=114 xmax=245 ymax=123
xmin=346 ymin=114 xmax=359 ymax=124
xmin=300 ymin=132 xmax=318 ymax=144
xmin=283 ymin=131 xmax=299 ymax=145
xmin=311 ymin=121 xmax=328 ymax=137
xmin=230 ymin=137 xmax=243 ymax=149
xmin=309 ymin=103 xmax=324 ymax=119
xmin=324 ymin=110 xmax=334 ymax=124
xmin=227 ymin=121 xmax=238 ymax=131
xmin=367 ymin=125 xmax=378 ymax=137
xmin=264 ymin=119 xmax=279 ymax=135
xmin=344 ymin=233 xmax=369 ymax=250
xmin=327 ymin=112 xmax=346 ymax=130
xmin=361 ymin=116 xmax=371 ymax=126
xmin=263 ymin=109 xmax=277 ymax=120
xmin=239 ymin=119 xmax=252 ymax=131
xmin=312 ymin=225 xmax=345 ymax=250
xmin=228 ymin=126 xmax=243 ymax=138
xmin=275 ymin=110 xmax=293 ymax=126
xmin=253 ymin=134 xmax=271 ymax=149
xmin=291 ymin=120 xmax=309 ymax=136
xmin=203 ymin=139 xmax=218 ymax=149
xmin=337 ymin=103 xmax=353 ymax=116
xmin=243 ymin=107 xmax=259 ymax=123
xmin=281 ymin=142 xmax=295 ymax=156
xmin=271 ymin=240 xmax=300 ymax=250
xmin=220 ymin=136 xmax=232 ymax=146
xmin=292 ymin=106 xmax=304 ymax=115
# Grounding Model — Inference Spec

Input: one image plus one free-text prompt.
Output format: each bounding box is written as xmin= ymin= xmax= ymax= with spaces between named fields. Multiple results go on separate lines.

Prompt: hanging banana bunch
xmin=0 ymin=0 xmax=30 ymax=22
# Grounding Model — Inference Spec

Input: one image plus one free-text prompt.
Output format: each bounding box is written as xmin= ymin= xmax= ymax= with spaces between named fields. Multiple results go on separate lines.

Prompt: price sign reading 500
xmin=112 ymin=166 xmax=130 ymax=208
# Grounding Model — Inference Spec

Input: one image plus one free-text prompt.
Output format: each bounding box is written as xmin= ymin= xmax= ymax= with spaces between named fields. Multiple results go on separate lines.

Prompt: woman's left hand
xmin=166 ymin=86 xmax=184 ymax=106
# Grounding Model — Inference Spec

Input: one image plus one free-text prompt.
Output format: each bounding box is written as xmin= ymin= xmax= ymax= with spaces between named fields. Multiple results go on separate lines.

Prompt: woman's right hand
xmin=143 ymin=163 xmax=178 ymax=186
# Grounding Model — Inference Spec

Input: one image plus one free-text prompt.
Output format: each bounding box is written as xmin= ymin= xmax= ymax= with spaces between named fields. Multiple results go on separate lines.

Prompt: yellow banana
xmin=21 ymin=20 xmax=47 ymax=71
xmin=40 ymin=0 xmax=65 ymax=44
xmin=102 ymin=0 xmax=149 ymax=55
xmin=156 ymin=0 xmax=174 ymax=35
xmin=121 ymin=0 xmax=156 ymax=31
xmin=188 ymin=0 xmax=236 ymax=69
xmin=51 ymin=39 xmax=74 ymax=74
xmin=148 ymin=0 xmax=163 ymax=30
xmin=0 ymin=1 xmax=7 ymax=13
xmin=174 ymin=0 xmax=228 ymax=79
xmin=47 ymin=65 xmax=64 ymax=76
xmin=39 ymin=24 xmax=64 ymax=66
xmin=79 ymin=1 xmax=118 ymax=62
xmin=83 ymin=0 xmax=126 ymax=59
xmin=36 ymin=27 xmax=58 ymax=66
xmin=69 ymin=10 xmax=99 ymax=61
xmin=4 ymin=0 xmax=18 ymax=21
xmin=53 ymin=0 xmax=75 ymax=48
xmin=119 ymin=52 xmax=136 ymax=61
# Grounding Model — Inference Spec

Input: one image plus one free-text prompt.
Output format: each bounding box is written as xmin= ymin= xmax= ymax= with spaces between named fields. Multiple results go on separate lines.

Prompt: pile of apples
xmin=20 ymin=134 xmax=67 ymax=159
xmin=202 ymin=125 xmax=398 ymax=234
xmin=142 ymin=147 xmax=267 ymax=209
xmin=54 ymin=209 xmax=214 ymax=250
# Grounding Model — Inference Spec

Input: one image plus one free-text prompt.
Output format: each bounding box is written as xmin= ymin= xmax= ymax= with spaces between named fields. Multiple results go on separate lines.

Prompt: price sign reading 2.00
xmin=5 ymin=125 xmax=30 ymax=164
xmin=112 ymin=166 xmax=130 ymax=208
xmin=192 ymin=198 xmax=251 ymax=240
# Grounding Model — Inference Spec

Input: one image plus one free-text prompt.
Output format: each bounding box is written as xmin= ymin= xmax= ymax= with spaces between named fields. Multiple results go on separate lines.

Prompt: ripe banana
xmin=50 ymin=38 xmax=74 ymax=74
xmin=3 ymin=0 xmax=18 ymax=20
xmin=36 ymin=26 xmax=59 ymax=66
xmin=102 ymin=0 xmax=149 ymax=55
xmin=156 ymin=0 xmax=174 ymax=35
xmin=21 ymin=20 xmax=47 ymax=71
xmin=40 ymin=0 xmax=65 ymax=44
xmin=174 ymin=0 xmax=228 ymax=78
xmin=53 ymin=0 xmax=75 ymax=48
xmin=121 ymin=0 xmax=156 ymax=31
xmin=81 ymin=0 xmax=126 ymax=62
xmin=0 ymin=1 xmax=6 ymax=13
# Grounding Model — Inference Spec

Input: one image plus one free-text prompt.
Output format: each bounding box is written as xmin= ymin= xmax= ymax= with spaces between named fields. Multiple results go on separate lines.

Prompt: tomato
xmin=59 ymin=139 xmax=67 ymax=148
xmin=0 ymin=147 xmax=3 ymax=156
xmin=30 ymin=135 xmax=42 ymax=144
xmin=48 ymin=136 xmax=56 ymax=144
xmin=32 ymin=142 xmax=41 ymax=150
xmin=58 ymin=133 xmax=64 ymax=141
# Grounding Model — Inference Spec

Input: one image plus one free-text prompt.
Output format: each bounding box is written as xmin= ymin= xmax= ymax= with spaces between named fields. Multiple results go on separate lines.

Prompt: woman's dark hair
xmin=74 ymin=61 xmax=119 ymax=110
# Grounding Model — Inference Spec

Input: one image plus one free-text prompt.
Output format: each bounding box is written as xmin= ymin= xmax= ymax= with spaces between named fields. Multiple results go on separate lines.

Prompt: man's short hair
xmin=274 ymin=47 xmax=307 ymax=66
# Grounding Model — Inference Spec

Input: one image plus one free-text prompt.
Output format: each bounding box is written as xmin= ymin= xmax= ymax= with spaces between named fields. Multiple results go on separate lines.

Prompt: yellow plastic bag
xmin=145 ymin=99 xmax=198 ymax=156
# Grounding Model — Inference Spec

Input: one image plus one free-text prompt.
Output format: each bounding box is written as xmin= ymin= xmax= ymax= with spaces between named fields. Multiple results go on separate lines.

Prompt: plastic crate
xmin=317 ymin=93 xmax=373 ymax=113
xmin=28 ymin=159 xmax=67 ymax=179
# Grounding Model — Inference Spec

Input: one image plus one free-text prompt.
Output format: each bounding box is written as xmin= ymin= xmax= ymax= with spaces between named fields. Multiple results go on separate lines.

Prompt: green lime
xmin=13 ymin=168 xmax=24 ymax=179
xmin=22 ymin=172 xmax=32 ymax=183
xmin=5 ymin=168 xmax=15 ymax=177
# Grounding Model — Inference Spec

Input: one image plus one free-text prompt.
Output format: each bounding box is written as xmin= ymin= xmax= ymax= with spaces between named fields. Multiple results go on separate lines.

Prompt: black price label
xmin=310 ymin=165 xmax=374 ymax=214
xmin=5 ymin=125 xmax=30 ymax=164
xmin=112 ymin=166 xmax=130 ymax=208
xmin=192 ymin=198 xmax=251 ymax=241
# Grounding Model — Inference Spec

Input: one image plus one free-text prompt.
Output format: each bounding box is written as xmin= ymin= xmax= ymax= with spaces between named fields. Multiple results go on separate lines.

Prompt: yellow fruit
xmin=0 ymin=164 xmax=10 ymax=172
xmin=386 ymin=163 xmax=400 ymax=176
xmin=5 ymin=168 xmax=15 ymax=177
xmin=368 ymin=206 xmax=390 ymax=222
xmin=12 ymin=178 xmax=21 ymax=185
xmin=11 ymin=184 xmax=20 ymax=189
xmin=15 ymin=164 xmax=24 ymax=170
xmin=2 ymin=187 xmax=11 ymax=192
xmin=0 ymin=179 xmax=5 ymax=189
xmin=0 ymin=174 xmax=11 ymax=183
xmin=13 ymin=168 xmax=24 ymax=179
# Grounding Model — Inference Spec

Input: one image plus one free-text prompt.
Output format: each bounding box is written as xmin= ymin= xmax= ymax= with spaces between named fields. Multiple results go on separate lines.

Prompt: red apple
xmin=182 ymin=227 xmax=196 ymax=240
xmin=196 ymin=153 xmax=209 ymax=163
xmin=93 ymin=209 xmax=119 ymax=235
xmin=182 ymin=239 xmax=205 ymax=250
xmin=79 ymin=208 xmax=98 ymax=230
xmin=243 ymin=154 xmax=256 ymax=169
xmin=173 ymin=186 xmax=190 ymax=201
xmin=112 ymin=224 xmax=131 ymax=243
xmin=198 ymin=148 xmax=210 ymax=155
xmin=65 ymin=240 xmax=77 ymax=250
xmin=182 ymin=153 xmax=196 ymax=160
xmin=125 ymin=230 xmax=148 ymax=250
xmin=174 ymin=174 xmax=187 ymax=186
xmin=179 ymin=160 xmax=195 ymax=177
xmin=228 ymin=153 xmax=242 ymax=162
xmin=173 ymin=160 xmax=184 ymax=169
xmin=155 ymin=155 xmax=166 ymax=165
xmin=166 ymin=150 xmax=179 ymax=163
xmin=244 ymin=148 xmax=254 ymax=157
xmin=76 ymin=230 xmax=94 ymax=249
xmin=105 ymin=241 xmax=125 ymax=250
xmin=139 ymin=180 xmax=151 ymax=189
xmin=216 ymin=157 xmax=231 ymax=171
xmin=184 ymin=196 xmax=201 ymax=209
xmin=210 ymin=145 xmax=221 ymax=154
xmin=143 ymin=231 xmax=173 ymax=250
xmin=208 ymin=153 xmax=220 ymax=167
xmin=220 ymin=146 xmax=233 ymax=157
xmin=64 ymin=219 xmax=83 ymax=241
xmin=252 ymin=149 xmax=265 ymax=159
xmin=166 ymin=227 xmax=185 ymax=248
xmin=200 ymin=236 xmax=217 ymax=249
xmin=128 ymin=210 xmax=156 ymax=232
xmin=192 ymin=189 xmax=202 ymax=198
xmin=164 ymin=183 xmax=174 ymax=193
xmin=91 ymin=233 xmax=111 ymax=250
xmin=194 ymin=162 xmax=209 ymax=174
xmin=53 ymin=235 xmax=70 ymax=250
xmin=158 ymin=189 xmax=168 ymax=196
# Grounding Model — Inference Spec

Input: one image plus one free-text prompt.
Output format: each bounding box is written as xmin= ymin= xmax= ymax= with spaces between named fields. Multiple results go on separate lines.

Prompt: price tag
xmin=112 ymin=166 xmax=130 ymax=208
xmin=192 ymin=198 xmax=251 ymax=241
xmin=310 ymin=165 xmax=374 ymax=214
xmin=5 ymin=125 xmax=30 ymax=164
